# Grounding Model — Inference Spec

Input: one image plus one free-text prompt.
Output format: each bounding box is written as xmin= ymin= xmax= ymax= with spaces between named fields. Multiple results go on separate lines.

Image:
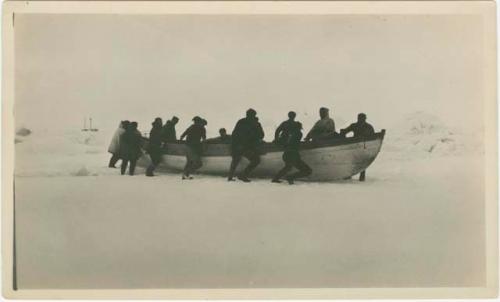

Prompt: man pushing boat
xmin=227 ymin=109 xmax=265 ymax=182
xmin=180 ymin=116 xmax=207 ymax=180
xmin=272 ymin=121 xmax=312 ymax=184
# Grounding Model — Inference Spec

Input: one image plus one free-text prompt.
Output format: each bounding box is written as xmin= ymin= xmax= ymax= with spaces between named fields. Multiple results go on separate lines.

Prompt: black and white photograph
xmin=2 ymin=1 xmax=498 ymax=299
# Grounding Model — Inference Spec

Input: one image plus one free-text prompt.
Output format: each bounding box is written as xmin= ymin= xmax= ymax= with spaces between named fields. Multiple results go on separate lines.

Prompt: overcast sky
xmin=15 ymin=14 xmax=484 ymax=137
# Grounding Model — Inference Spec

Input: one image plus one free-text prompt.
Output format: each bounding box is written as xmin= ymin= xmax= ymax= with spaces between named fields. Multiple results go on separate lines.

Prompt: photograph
xmin=2 ymin=1 xmax=498 ymax=299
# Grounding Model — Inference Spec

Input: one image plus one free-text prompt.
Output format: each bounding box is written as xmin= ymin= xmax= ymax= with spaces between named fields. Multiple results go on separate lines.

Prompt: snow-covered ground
xmin=13 ymin=111 xmax=486 ymax=289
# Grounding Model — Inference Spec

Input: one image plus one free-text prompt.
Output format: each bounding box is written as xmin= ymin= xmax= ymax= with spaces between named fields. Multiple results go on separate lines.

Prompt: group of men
xmin=108 ymin=107 xmax=375 ymax=183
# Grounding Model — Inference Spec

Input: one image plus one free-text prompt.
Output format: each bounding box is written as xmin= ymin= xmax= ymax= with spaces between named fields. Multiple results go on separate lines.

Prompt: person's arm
xmin=231 ymin=120 xmax=242 ymax=137
xmin=180 ymin=126 xmax=190 ymax=141
xmin=367 ymin=124 xmax=375 ymax=135
xmin=340 ymin=124 xmax=354 ymax=137
xmin=305 ymin=121 xmax=319 ymax=141
xmin=201 ymin=128 xmax=207 ymax=141
xmin=257 ymin=123 xmax=265 ymax=140
xmin=274 ymin=123 xmax=284 ymax=142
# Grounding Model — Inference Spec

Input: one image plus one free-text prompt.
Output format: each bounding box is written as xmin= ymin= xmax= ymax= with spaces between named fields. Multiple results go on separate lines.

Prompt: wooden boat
xmin=138 ymin=130 xmax=385 ymax=181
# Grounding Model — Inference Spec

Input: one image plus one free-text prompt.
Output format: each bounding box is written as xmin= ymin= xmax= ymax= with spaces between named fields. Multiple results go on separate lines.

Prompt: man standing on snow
xmin=108 ymin=120 xmax=129 ymax=168
xmin=120 ymin=122 xmax=143 ymax=176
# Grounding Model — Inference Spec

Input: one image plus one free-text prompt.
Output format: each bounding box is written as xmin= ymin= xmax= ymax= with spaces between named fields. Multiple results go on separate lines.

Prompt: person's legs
xmin=146 ymin=150 xmax=161 ymax=176
xmin=109 ymin=153 xmax=120 ymax=168
xmin=228 ymin=153 xmax=242 ymax=181
xmin=359 ymin=170 xmax=366 ymax=181
xmin=191 ymin=153 xmax=203 ymax=172
xmin=129 ymin=159 xmax=137 ymax=175
xmin=272 ymin=163 xmax=293 ymax=182
xmin=183 ymin=146 xmax=197 ymax=178
xmin=121 ymin=159 xmax=129 ymax=175
xmin=183 ymin=155 xmax=191 ymax=177
xmin=240 ymin=149 xmax=260 ymax=181
xmin=286 ymin=156 xmax=312 ymax=184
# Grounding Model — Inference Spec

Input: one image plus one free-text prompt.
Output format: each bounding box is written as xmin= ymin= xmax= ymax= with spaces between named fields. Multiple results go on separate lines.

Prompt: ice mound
xmin=73 ymin=166 xmax=91 ymax=176
xmin=384 ymin=111 xmax=483 ymax=159
xmin=16 ymin=127 xmax=32 ymax=136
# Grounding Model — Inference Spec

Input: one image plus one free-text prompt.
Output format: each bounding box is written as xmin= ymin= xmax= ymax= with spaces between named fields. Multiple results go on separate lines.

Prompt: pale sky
xmin=15 ymin=14 xmax=484 ymax=138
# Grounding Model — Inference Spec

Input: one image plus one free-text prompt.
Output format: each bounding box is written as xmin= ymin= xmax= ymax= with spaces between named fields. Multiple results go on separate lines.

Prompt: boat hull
xmin=138 ymin=131 xmax=385 ymax=181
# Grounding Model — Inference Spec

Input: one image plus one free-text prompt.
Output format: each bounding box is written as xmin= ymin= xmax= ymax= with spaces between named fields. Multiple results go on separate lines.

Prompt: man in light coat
xmin=108 ymin=120 xmax=129 ymax=168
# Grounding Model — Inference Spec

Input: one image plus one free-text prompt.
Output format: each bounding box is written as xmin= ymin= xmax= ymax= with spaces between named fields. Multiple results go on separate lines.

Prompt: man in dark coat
xmin=272 ymin=122 xmax=312 ymax=184
xmin=340 ymin=113 xmax=375 ymax=138
xmin=228 ymin=108 xmax=265 ymax=182
xmin=120 ymin=122 xmax=142 ymax=176
xmin=146 ymin=117 xmax=163 ymax=177
xmin=162 ymin=116 xmax=179 ymax=145
xmin=180 ymin=116 xmax=207 ymax=179
xmin=340 ymin=113 xmax=375 ymax=181
xmin=274 ymin=111 xmax=297 ymax=146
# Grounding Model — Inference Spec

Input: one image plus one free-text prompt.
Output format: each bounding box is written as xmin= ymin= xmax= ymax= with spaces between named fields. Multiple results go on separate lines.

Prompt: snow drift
xmin=382 ymin=111 xmax=483 ymax=159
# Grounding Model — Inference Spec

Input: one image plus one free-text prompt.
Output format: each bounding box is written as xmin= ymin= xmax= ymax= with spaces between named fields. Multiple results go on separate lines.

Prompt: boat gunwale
xmin=142 ymin=130 xmax=385 ymax=157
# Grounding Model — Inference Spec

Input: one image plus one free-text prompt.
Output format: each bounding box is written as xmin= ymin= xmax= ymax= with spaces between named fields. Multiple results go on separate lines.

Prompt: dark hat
xmin=152 ymin=117 xmax=162 ymax=126
xmin=288 ymin=111 xmax=296 ymax=119
xmin=246 ymin=108 xmax=257 ymax=118
xmin=192 ymin=116 xmax=202 ymax=122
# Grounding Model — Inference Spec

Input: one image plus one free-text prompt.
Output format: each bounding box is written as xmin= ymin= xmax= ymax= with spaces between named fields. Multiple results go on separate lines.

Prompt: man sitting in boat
xmin=205 ymin=128 xmax=232 ymax=144
xmin=146 ymin=118 xmax=163 ymax=177
xmin=161 ymin=116 xmax=179 ymax=145
xmin=274 ymin=111 xmax=297 ymax=146
xmin=339 ymin=113 xmax=375 ymax=138
xmin=180 ymin=116 xmax=207 ymax=180
xmin=304 ymin=107 xmax=336 ymax=142
xmin=272 ymin=121 xmax=312 ymax=184
xmin=228 ymin=109 xmax=265 ymax=182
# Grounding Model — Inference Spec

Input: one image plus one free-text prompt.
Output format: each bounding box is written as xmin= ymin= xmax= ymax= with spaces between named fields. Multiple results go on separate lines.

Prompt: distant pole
xmin=89 ymin=118 xmax=93 ymax=130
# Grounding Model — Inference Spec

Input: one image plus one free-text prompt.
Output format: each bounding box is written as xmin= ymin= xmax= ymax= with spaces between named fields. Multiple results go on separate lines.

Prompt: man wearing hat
xmin=228 ymin=108 xmax=265 ymax=182
xmin=146 ymin=117 xmax=163 ymax=176
xmin=180 ymin=116 xmax=207 ymax=179
xmin=272 ymin=121 xmax=312 ymax=184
